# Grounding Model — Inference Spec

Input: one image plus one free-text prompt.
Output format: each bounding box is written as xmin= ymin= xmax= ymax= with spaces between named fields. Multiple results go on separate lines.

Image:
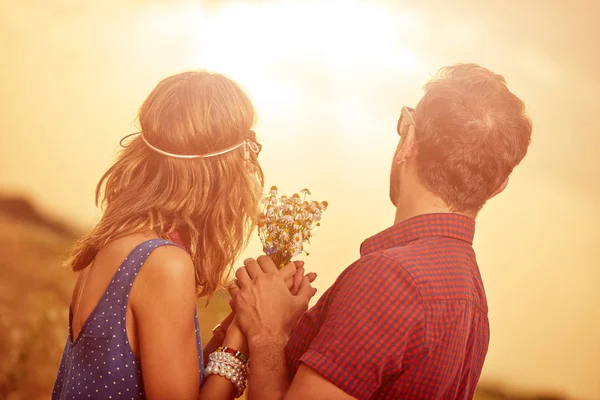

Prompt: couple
xmin=53 ymin=64 xmax=532 ymax=400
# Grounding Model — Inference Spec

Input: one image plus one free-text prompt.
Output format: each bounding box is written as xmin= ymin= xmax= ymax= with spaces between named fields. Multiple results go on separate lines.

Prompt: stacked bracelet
xmin=217 ymin=346 xmax=249 ymax=364
xmin=205 ymin=347 xmax=249 ymax=398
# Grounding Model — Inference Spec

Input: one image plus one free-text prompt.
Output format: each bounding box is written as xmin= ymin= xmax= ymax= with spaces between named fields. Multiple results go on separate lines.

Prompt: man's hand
xmin=228 ymin=260 xmax=317 ymax=305
xmin=231 ymin=256 xmax=316 ymax=342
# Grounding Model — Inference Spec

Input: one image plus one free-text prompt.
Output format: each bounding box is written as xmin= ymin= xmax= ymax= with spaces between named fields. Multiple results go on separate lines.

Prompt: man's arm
xmin=247 ymin=339 xmax=356 ymax=400
xmin=232 ymin=258 xmax=354 ymax=400
xmin=246 ymin=335 xmax=291 ymax=400
xmin=231 ymin=256 xmax=317 ymax=400
xmin=286 ymin=365 xmax=356 ymax=400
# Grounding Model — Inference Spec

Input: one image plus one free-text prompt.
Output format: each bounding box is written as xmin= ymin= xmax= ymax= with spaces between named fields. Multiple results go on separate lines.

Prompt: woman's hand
xmin=287 ymin=261 xmax=317 ymax=296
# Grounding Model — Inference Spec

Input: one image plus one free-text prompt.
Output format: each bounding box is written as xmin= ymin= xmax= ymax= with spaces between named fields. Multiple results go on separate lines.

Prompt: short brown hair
xmin=68 ymin=71 xmax=264 ymax=297
xmin=413 ymin=63 xmax=532 ymax=215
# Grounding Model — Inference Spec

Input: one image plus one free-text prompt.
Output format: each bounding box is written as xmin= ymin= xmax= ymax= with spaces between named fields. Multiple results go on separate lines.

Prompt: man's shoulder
xmin=348 ymin=243 xmax=428 ymax=279
xmin=332 ymin=250 xmax=421 ymax=298
xmin=348 ymin=238 xmax=483 ymax=304
xmin=385 ymin=238 xmax=486 ymax=309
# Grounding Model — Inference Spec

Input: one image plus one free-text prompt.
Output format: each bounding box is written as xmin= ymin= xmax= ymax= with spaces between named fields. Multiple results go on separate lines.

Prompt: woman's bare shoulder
xmin=133 ymin=243 xmax=196 ymax=298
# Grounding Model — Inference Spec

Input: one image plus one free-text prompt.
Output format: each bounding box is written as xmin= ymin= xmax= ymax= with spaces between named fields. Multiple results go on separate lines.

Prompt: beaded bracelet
xmin=217 ymin=346 xmax=249 ymax=364
xmin=205 ymin=348 xmax=249 ymax=398
xmin=209 ymin=352 xmax=247 ymax=369
xmin=205 ymin=360 xmax=246 ymax=396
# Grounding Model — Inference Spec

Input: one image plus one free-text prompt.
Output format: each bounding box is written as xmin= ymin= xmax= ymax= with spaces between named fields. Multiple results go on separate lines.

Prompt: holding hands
xmin=204 ymin=256 xmax=316 ymax=399
xmin=228 ymin=256 xmax=317 ymax=343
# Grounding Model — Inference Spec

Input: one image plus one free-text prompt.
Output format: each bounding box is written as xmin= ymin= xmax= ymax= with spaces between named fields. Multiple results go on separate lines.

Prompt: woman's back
xmin=54 ymin=70 xmax=264 ymax=399
xmin=52 ymin=238 xmax=203 ymax=399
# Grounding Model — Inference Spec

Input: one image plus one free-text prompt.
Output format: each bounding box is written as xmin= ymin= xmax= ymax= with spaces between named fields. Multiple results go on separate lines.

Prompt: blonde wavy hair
xmin=67 ymin=71 xmax=264 ymax=297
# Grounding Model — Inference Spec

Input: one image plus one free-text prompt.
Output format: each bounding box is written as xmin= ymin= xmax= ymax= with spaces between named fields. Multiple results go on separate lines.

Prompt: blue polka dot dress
xmin=52 ymin=239 xmax=204 ymax=399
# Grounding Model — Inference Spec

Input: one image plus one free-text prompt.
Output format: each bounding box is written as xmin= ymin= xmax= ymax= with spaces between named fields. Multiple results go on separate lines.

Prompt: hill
xmin=0 ymin=196 xmax=229 ymax=399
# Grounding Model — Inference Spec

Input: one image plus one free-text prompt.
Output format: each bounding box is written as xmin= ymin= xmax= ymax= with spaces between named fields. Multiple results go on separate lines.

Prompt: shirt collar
xmin=360 ymin=213 xmax=475 ymax=256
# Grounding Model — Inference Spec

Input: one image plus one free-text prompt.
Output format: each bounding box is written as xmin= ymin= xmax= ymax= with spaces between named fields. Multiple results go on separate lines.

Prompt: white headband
xmin=119 ymin=131 xmax=261 ymax=159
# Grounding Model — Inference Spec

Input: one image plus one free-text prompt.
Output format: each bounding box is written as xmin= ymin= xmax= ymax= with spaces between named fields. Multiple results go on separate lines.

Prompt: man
xmin=231 ymin=63 xmax=532 ymax=399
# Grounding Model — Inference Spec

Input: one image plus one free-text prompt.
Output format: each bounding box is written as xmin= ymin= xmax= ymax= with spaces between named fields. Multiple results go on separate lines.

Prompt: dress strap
xmin=110 ymin=238 xmax=185 ymax=303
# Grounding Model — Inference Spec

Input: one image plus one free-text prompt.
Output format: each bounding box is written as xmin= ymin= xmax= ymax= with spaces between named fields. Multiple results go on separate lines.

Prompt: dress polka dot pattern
xmin=52 ymin=239 xmax=204 ymax=399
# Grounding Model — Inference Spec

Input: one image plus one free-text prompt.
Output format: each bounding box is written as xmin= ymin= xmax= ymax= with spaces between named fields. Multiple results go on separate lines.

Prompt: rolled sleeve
xmin=297 ymin=254 xmax=423 ymax=399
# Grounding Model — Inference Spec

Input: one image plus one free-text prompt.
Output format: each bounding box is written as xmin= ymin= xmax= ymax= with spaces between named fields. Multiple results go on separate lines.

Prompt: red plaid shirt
xmin=286 ymin=213 xmax=489 ymax=399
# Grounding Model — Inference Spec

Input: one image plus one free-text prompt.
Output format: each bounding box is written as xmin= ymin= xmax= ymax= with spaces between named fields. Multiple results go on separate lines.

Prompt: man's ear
xmin=394 ymin=125 xmax=417 ymax=164
xmin=489 ymin=176 xmax=509 ymax=199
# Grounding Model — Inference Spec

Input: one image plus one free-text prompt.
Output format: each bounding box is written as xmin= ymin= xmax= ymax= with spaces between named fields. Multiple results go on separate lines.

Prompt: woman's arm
xmin=199 ymin=318 xmax=249 ymax=399
xmin=203 ymin=311 xmax=234 ymax=367
xmin=133 ymin=246 xmax=247 ymax=400
xmin=132 ymin=246 xmax=202 ymax=400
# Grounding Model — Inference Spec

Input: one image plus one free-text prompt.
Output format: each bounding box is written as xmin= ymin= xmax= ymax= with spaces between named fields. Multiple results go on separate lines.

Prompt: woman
xmin=52 ymin=71 xmax=314 ymax=400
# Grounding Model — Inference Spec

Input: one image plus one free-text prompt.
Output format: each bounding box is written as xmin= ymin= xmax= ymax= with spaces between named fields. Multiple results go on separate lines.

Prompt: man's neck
xmin=393 ymin=191 xmax=452 ymax=225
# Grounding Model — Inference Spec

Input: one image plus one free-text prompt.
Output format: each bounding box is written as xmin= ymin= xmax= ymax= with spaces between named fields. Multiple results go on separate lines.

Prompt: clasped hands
xmin=226 ymin=256 xmax=318 ymax=343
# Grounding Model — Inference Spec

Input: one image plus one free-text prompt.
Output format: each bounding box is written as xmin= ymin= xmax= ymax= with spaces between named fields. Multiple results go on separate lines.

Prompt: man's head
xmin=390 ymin=63 xmax=532 ymax=217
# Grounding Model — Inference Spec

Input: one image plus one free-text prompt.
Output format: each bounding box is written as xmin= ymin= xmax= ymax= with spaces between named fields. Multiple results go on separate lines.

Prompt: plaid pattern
xmin=286 ymin=213 xmax=489 ymax=400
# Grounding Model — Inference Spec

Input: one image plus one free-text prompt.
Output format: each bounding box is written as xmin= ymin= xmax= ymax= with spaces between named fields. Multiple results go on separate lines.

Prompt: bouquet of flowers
xmin=258 ymin=186 xmax=328 ymax=269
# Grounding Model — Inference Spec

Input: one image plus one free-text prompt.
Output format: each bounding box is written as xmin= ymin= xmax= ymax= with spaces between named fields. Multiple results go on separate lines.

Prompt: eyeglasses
xmin=397 ymin=106 xmax=415 ymax=137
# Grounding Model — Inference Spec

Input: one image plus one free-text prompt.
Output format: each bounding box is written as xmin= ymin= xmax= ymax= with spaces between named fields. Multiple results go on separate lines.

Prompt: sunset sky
xmin=1 ymin=1 xmax=599 ymax=398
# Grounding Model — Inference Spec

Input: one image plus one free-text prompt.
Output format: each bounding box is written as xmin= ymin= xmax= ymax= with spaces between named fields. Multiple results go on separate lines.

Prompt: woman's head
xmin=69 ymin=71 xmax=264 ymax=297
